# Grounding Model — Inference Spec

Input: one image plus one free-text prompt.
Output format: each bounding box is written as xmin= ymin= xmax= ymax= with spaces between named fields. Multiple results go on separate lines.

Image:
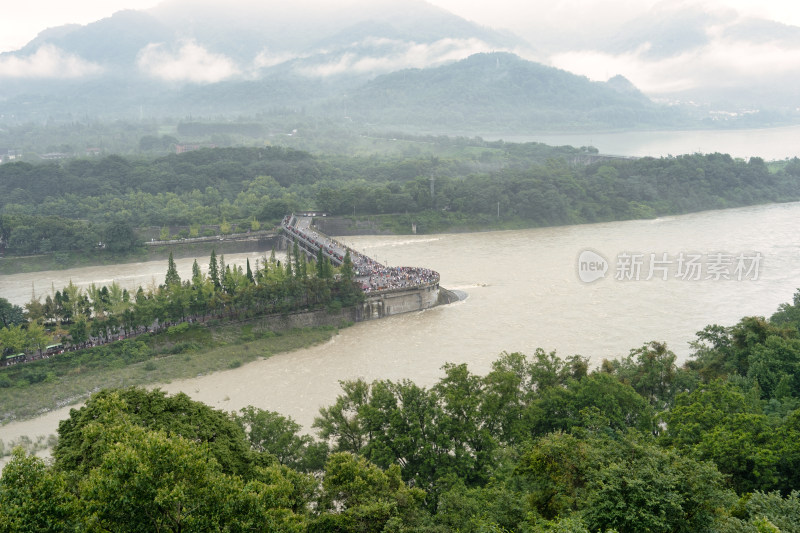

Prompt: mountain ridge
xmin=1 ymin=0 xmax=794 ymax=132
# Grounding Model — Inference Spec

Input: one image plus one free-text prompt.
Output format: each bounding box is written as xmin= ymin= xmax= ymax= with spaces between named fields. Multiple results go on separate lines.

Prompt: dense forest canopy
xmin=2 ymin=140 xmax=799 ymax=257
xmin=4 ymin=289 xmax=800 ymax=531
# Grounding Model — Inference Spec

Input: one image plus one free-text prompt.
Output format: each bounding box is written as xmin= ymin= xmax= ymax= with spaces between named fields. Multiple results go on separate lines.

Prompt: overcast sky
xmin=4 ymin=0 xmax=799 ymax=54
xmin=3 ymin=0 xmax=800 ymax=95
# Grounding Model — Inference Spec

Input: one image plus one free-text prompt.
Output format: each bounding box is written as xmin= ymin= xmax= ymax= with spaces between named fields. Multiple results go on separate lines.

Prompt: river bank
xmin=0 ymin=213 xmax=523 ymax=275
xmin=4 ymin=194 xmax=797 ymax=278
xmin=0 ymin=321 xmax=345 ymax=469
xmin=0 ymin=313 xmax=351 ymax=422
xmin=0 ymin=231 xmax=285 ymax=275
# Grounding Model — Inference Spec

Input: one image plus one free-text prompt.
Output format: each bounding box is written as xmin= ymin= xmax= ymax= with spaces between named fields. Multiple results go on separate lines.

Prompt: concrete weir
xmin=357 ymin=281 xmax=441 ymax=320
xmin=280 ymin=214 xmax=461 ymax=321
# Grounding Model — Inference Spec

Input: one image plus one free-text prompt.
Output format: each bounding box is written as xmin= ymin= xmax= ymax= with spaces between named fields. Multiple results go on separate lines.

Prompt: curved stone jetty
xmin=280 ymin=214 xmax=452 ymax=318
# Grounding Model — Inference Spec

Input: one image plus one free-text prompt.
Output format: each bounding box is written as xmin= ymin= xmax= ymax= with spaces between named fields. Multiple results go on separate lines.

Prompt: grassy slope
xmin=0 ymin=320 xmax=343 ymax=429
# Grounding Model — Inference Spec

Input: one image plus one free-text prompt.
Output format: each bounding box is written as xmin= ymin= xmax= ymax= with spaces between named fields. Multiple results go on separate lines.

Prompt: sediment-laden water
xmin=2 ymin=201 xmax=800 ymax=445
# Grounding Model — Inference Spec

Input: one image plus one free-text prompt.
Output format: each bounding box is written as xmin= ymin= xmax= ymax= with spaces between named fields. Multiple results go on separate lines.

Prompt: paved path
xmin=280 ymin=215 xmax=439 ymax=293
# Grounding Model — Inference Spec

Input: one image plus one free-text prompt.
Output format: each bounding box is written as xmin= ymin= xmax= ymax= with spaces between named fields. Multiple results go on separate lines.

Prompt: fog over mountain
xmin=0 ymin=0 xmax=528 ymax=84
xmin=533 ymin=2 xmax=800 ymax=108
xmin=0 ymin=0 xmax=798 ymax=130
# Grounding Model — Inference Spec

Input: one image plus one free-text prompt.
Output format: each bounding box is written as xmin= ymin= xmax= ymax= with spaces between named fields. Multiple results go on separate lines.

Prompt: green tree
xmin=581 ymin=434 xmax=734 ymax=533
xmin=54 ymin=388 xmax=257 ymax=477
xmin=433 ymin=363 xmax=497 ymax=485
xmin=519 ymin=431 xmax=588 ymax=520
xmin=68 ymin=319 xmax=89 ymax=348
xmin=234 ymin=407 xmax=326 ymax=471
xmin=79 ymin=419 xmax=305 ymax=533
xmin=0 ymin=325 xmax=29 ymax=356
xmin=23 ymin=321 xmax=50 ymax=354
xmin=313 ymin=378 xmax=372 ymax=454
xmin=719 ymin=491 xmax=800 ymax=532
xmin=0 ymin=322 xmax=51 ymax=355
xmin=245 ymin=258 xmax=254 ymax=284
xmin=0 ymin=449 xmax=81 ymax=532
xmin=164 ymin=251 xmax=181 ymax=287
xmin=191 ymin=259 xmax=203 ymax=286
xmin=209 ymin=249 xmax=221 ymax=289
xmin=528 ymin=372 xmax=653 ymax=435
xmin=104 ymin=218 xmax=138 ymax=252
xmin=606 ymin=341 xmax=678 ymax=409
xmin=340 ymin=249 xmax=355 ymax=283
xmin=313 ymin=453 xmax=428 ymax=533
xmin=0 ymin=297 xmax=26 ymax=328
xmin=770 ymin=289 xmax=800 ymax=331
xmin=661 ymin=380 xmax=788 ymax=493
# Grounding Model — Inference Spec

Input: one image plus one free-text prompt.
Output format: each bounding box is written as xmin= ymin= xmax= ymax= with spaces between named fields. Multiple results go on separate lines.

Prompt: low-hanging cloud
xmin=137 ymin=40 xmax=240 ymax=83
xmin=252 ymin=49 xmax=303 ymax=70
xmin=293 ymin=37 xmax=503 ymax=77
xmin=549 ymin=23 xmax=800 ymax=95
xmin=0 ymin=44 xmax=102 ymax=78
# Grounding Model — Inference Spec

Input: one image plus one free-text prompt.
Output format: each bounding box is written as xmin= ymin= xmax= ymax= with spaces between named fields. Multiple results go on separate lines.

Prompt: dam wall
xmin=244 ymin=282 xmax=442 ymax=333
xmin=356 ymin=281 xmax=440 ymax=320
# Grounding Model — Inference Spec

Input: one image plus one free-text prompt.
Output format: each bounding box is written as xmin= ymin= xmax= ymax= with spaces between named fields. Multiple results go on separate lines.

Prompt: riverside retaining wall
xmin=250 ymin=281 xmax=448 ymax=332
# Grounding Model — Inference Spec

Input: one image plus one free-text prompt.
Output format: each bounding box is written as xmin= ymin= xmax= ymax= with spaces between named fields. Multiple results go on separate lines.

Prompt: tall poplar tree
xmin=209 ymin=250 xmax=220 ymax=289
xmin=191 ymin=259 xmax=203 ymax=286
xmin=246 ymin=258 xmax=254 ymax=283
xmin=164 ymin=252 xmax=181 ymax=287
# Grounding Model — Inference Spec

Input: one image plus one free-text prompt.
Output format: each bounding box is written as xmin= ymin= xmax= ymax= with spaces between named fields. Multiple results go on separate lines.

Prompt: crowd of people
xmin=359 ymin=265 xmax=439 ymax=293
xmin=281 ymin=215 xmax=440 ymax=293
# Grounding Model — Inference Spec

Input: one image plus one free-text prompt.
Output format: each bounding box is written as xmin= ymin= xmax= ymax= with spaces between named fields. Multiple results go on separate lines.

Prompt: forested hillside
xmin=4 ymin=291 xmax=800 ymax=531
xmin=2 ymin=141 xmax=799 ymax=257
xmin=340 ymin=53 xmax=681 ymax=131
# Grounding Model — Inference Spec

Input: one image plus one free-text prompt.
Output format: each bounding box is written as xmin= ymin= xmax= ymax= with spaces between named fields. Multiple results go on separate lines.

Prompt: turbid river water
xmin=2 ymin=201 xmax=800 ymax=448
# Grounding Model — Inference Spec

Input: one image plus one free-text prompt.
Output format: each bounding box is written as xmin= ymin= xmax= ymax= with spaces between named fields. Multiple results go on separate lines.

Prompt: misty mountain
xmin=1 ymin=0 xmax=528 ymax=83
xmin=17 ymin=10 xmax=172 ymax=67
xmin=1 ymin=0 xmax=789 ymax=132
xmin=0 ymin=0 xmax=544 ymax=125
xmin=597 ymin=5 xmax=721 ymax=60
xmin=532 ymin=3 xmax=800 ymax=110
xmin=329 ymin=52 xmax=681 ymax=134
xmin=146 ymin=0 xmax=514 ymax=57
xmin=597 ymin=4 xmax=800 ymax=61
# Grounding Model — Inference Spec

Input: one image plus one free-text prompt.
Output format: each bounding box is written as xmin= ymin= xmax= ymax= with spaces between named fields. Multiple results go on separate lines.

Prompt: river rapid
xmin=2 ymin=201 xmax=800 ymax=446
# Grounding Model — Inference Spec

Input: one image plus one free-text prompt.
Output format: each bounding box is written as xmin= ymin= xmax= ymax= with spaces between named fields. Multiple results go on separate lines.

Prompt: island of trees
xmin=0 ymin=244 xmax=362 ymax=370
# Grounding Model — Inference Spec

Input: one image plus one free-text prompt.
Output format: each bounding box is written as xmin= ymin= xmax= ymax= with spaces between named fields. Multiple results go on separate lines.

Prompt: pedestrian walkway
xmin=281 ymin=215 xmax=439 ymax=293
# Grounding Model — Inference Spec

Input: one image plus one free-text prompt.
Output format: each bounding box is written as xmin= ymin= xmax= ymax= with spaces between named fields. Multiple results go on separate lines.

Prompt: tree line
xmin=2 ymin=144 xmax=799 ymax=256
xmin=0 ymin=245 xmax=362 ymax=366
xmin=4 ymin=288 xmax=800 ymax=531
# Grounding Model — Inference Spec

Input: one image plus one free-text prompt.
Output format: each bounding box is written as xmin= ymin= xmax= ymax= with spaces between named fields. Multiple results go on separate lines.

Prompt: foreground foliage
xmin=5 ymin=289 xmax=800 ymax=531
